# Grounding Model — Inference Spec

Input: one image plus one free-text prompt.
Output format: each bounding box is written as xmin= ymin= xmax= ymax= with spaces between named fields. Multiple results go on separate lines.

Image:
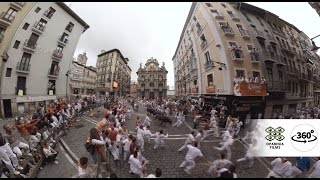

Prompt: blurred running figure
xmin=153 ymin=130 xmax=168 ymax=150
xmin=178 ymin=131 xmax=195 ymax=152
xmin=179 ymin=141 xmax=204 ymax=174
xmin=267 ymin=158 xmax=292 ymax=178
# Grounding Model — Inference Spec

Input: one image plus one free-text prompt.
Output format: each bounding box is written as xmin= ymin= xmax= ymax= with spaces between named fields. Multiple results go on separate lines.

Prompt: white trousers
xmin=154 ymin=139 xmax=164 ymax=149
xmin=123 ymin=150 xmax=130 ymax=161
xmin=0 ymin=143 xmax=19 ymax=174
xmin=173 ymin=120 xmax=182 ymax=127
xmin=180 ymin=157 xmax=195 ymax=171
xmin=12 ymin=142 xmax=29 ymax=157
xmin=111 ymin=149 xmax=119 ymax=160
xmin=137 ymin=137 xmax=144 ymax=150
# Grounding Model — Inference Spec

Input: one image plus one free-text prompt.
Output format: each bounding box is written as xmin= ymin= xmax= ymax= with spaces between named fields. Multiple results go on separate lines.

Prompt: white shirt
xmin=78 ymin=166 xmax=94 ymax=178
xmin=213 ymin=159 xmax=232 ymax=170
xmin=43 ymin=146 xmax=56 ymax=157
xmin=154 ymin=133 xmax=168 ymax=143
xmin=145 ymin=174 xmax=156 ymax=178
xmin=185 ymin=145 xmax=203 ymax=160
xmin=129 ymin=155 xmax=142 ymax=174
xmin=195 ymin=133 xmax=202 ymax=141
xmin=144 ymin=129 xmax=154 ymax=138
xmin=137 ymin=128 xmax=145 ymax=140
xmin=122 ymin=139 xmax=130 ymax=151
xmin=270 ymin=158 xmax=292 ymax=178
xmin=310 ymin=160 xmax=320 ymax=178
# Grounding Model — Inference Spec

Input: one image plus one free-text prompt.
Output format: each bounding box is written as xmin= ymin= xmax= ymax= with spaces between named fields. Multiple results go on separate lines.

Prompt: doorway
xmin=3 ymin=99 xmax=12 ymax=118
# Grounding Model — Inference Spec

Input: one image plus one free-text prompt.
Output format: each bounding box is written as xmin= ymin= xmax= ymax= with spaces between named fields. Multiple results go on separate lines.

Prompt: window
xmin=210 ymin=9 xmax=219 ymax=16
xmin=4 ymin=8 xmax=17 ymax=21
xmin=247 ymin=44 xmax=253 ymax=50
xmin=0 ymin=27 xmax=5 ymax=39
xmin=60 ymin=32 xmax=69 ymax=43
xmin=207 ymin=74 xmax=213 ymax=86
xmin=228 ymin=41 xmax=237 ymax=47
xmin=65 ymin=22 xmax=74 ymax=32
xmin=35 ymin=7 xmax=41 ymax=13
xmin=236 ymin=69 xmax=245 ymax=78
xmin=205 ymin=3 xmax=212 ymax=7
xmin=252 ymin=71 xmax=260 ymax=78
xmin=204 ymin=51 xmax=211 ymax=65
xmin=220 ymin=3 xmax=226 ymax=8
xmin=200 ymin=34 xmax=207 ymax=48
xmin=44 ymin=7 xmax=55 ymax=19
xmin=242 ymin=12 xmax=251 ymax=22
xmin=279 ymin=71 xmax=283 ymax=83
xmin=6 ymin=68 xmax=12 ymax=77
xmin=266 ymin=68 xmax=273 ymax=87
xmin=56 ymin=45 xmax=63 ymax=52
xmin=256 ymin=17 xmax=264 ymax=26
xmin=22 ymin=23 xmax=29 ymax=30
xmin=18 ymin=53 xmax=31 ymax=71
xmin=13 ymin=40 xmax=20 ymax=49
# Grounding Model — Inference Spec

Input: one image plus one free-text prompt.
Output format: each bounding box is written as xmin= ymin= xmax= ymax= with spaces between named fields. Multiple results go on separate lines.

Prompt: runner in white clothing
xmin=153 ymin=130 xmax=168 ymax=150
xmin=267 ymin=158 xmax=293 ymax=178
xmin=143 ymin=126 xmax=155 ymax=144
xmin=179 ymin=141 xmax=204 ymax=174
xmin=142 ymin=114 xmax=152 ymax=127
xmin=136 ymin=126 xmax=145 ymax=152
xmin=178 ymin=131 xmax=195 ymax=152
xmin=308 ymin=158 xmax=320 ymax=178
xmin=128 ymin=151 xmax=148 ymax=178
xmin=236 ymin=139 xmax=258 ymax=167
xmin=204 ymin=152 xmax=232 ymax=176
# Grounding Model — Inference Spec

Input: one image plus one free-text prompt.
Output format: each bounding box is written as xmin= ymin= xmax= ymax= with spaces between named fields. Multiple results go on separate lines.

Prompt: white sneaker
xmin=16 ymin=166 xmax=23 ymax=170
xmin=27 ymin=153 xmax=33 ymax=156
xmin=13 ymin=171 xmax=20 ymax=175
xmin=54 ymin=161 xmax=59 ymax=164
xmin=179 ymin=164 xmax=184 ymax=168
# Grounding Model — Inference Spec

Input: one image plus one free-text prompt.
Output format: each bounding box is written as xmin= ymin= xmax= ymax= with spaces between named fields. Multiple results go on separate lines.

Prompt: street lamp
xmin=65 ymin=70 xmax=71 ymax=99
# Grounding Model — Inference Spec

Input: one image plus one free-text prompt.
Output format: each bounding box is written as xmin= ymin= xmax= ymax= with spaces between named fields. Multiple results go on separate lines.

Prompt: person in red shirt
xmin=108 ymin=126 xmax=117 ymax=142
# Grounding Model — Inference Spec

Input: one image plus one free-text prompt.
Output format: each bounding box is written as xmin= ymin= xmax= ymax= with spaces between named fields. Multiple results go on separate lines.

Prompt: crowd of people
xmin=0 ymin=96 xmax=97 ymax=178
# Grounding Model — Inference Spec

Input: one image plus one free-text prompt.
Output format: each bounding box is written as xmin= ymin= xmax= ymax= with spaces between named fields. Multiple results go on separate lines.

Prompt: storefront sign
xmin=234 ymin=82 xmax=267 ymax=96
xmin=16 ymin=96 xmax=57 ymax=103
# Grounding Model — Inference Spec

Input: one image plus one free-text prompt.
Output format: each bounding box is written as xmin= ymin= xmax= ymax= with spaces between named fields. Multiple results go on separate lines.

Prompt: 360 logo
xmin=265 ymin=127 xmax=285 ymax=141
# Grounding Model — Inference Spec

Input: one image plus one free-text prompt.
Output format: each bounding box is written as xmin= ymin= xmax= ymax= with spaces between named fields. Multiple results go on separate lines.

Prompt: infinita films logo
xmin=265 ymin=126 xmax=285 ymax=149
xmin=290 ymin=124 xmax=318 ymax=152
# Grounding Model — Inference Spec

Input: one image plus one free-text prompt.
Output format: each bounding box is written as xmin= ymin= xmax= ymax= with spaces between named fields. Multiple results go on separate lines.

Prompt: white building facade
xmin=0 ymin=2 xmax=89 ymax=118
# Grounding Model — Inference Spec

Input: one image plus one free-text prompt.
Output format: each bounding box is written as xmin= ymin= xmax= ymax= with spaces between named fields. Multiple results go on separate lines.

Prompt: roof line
xmin=56 ymin=2 xmax=90 ymax=33
xmin=73 ymin=61 xmax=97 ymax=72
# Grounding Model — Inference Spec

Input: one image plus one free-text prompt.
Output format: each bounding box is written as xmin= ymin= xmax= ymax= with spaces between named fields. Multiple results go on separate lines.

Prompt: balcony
xmin=201 ymin=41 xmax=208 ymax=49
xmin=214 ymin=12 xmax=224 ymax=19
xmin=159 ymin=87 xmax=163 ymax=91
xmin=254 ymin=30 xmax=265 ymax=40
xmin=48 ymin=69 xmax=59 ymax=78
xmin=0 ymin=12 xmax=15 ymax=26
xmin=22 ymin=39 xmax=37 ymax=53
xmin=267 ymin=34 xmax=277 ymax=44
xmin=229 ymin=13 xmax=240 ymax=21
xmin=206 ymin=85 xmax=216 ymax=93
xmin=16 ymin=62 xmax=30 ymax=74
xmin=234 ymin=82 xmax=268 ymax=96
xmin=231 ymin=48 xmax=244 ymax=61
xmin=239 ymin=29 xmax=250 ymax=39
xmin=197 ymin=27 xmax=203 ymax=36
xmin=286 ymin=67 xmax=299 ymax=76
xmin=16 ymin=87 xmax=26 ymax=96
xmin=250 ymin=51 xmax=260 ymax=64
xmin=43 ymin=10 xmax=53 ymax=21
xmin=52 ymin=50 xmax=63 ymax=61
xmin=268 ymin=81 xmax=287 ymax=92
xmin=204 ymin=62 xmax=213 ymax=70
xmin=32 ymin=21 xmax=46 ymax=34
xmin=221 ymin=26 xmax=235 ymax=36
xmin=58 ymin=36 xmax=68 ymax=46
xmin=10 ymin=2 xmax=25 ymax=11
xmin=191 ymin=87 xmax=198 ymax=93
xmin=262 ymin=50 xmax=278 ymax=64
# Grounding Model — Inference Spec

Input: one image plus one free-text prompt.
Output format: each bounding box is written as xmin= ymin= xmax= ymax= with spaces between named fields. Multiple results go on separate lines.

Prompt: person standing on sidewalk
xmin=0 ymin=133 xmax=23 ymax=176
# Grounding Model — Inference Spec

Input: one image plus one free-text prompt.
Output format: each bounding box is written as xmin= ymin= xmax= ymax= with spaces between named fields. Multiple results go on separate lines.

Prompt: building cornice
xmin=56 ymin=2 xmax=90 ymax=33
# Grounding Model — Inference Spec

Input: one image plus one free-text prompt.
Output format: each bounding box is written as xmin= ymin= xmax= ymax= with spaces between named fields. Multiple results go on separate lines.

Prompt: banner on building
xmin=251 ymin=119 xmax=320 ymax=157
xmin=16 ymin=95 xmax=57 ymax=103
xmin=234 ymin=82 xmax=267 ymax=96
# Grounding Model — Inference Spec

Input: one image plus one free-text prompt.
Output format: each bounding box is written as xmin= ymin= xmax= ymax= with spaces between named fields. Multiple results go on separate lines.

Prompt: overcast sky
xmin=68 ymin=2 xmax=320 ymax=89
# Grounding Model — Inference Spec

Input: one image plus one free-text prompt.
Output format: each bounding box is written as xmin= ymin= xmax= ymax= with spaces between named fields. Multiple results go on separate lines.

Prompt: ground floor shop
xmin=202 ymin=94 xmax=266 ymax=121
xmin=0 ymin=95 xmax=57 ymax=118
